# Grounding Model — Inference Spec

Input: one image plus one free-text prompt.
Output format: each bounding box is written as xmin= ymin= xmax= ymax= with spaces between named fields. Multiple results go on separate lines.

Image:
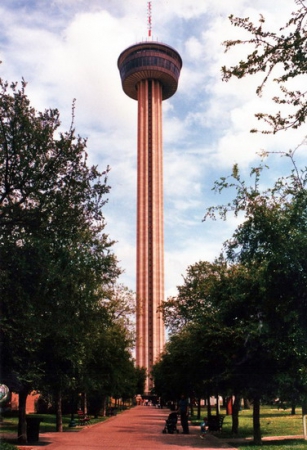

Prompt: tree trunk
xmin=302 ymin=396 xmax=307 ymax=415
xmin=207 ymin=395 xmax=211 ymax=417
xmin=291 ymin=400 xmax=296 ymax=415
xmin=197 ymin=397 xmax=201 ymax=420
xmin=102 ymin=396 xmax=107 ymax=417
xmin=55 ymin=390 xmax=63 ymax=432
xmin=232 ymin=395 xmax=241 ymax=435
xmin=190 ymin=397 xmax=194 ymax=417
xmin=244 ymin=398 xmax=251 ymax=409
xmin=83 ymin=392 xmax=88 ymax=414
xmin=253 ymin=397 xmax=262 ymax=445
xmin=18 ymin=389 xmax=28 ymax=444
xmin=215 ymin=393 xmax=220 ymax=415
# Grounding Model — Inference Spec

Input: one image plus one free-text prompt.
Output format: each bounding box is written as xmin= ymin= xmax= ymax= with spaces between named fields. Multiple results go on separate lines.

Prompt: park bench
xmin=77 ymin=410 xmax=91 ymax=425
xmin=106 ymin=407 xmax=118 ymax=416
xmin=208 ymin=415 xmax=224 ymax=432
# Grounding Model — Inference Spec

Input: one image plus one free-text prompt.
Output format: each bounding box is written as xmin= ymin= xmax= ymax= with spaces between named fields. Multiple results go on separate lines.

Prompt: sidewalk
xmin=9 ymin=406 xmax=239 ymax=450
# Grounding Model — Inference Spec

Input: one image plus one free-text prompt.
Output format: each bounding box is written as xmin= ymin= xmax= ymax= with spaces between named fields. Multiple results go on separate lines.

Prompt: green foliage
xmin=0 ymin=79 xmax=138 ymax=438
xmin=206 ymin=158 xmax=307 ymax=362
xmin=161 ymin=259 xmax=228 ymax=332
xmin=0 ymin=78 xmax=121 ymax=394
xmin=155 ymin=0 xmax=307 ymax=442
xmin=155 ymin=151 xmax=307 ymax=441
xmin=0 ymin=443 xmax=19 ymax=450
xmin=157 ymin=257 xmax=280 ymax=401
xmin=191 ymin=405 xmax=304 ymax=438
xmin=222 ymin=1 xmax=307 ymax=133
xmin=104 ymin=283 xmax=136 ymax=344
xmin=134 ymin=367 xmax=146 ymax=395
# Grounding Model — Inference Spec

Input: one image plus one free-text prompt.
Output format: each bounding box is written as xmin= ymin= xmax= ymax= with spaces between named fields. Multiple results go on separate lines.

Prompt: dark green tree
xmin=81 ymin=285 xmax=136 ymax=416
xmin=161 ymin=259 xmax=228 ymax=332
xmin=205 ymin=159 xmax=307 ymax=442
xmin=0 ymin=79 xmax=120 ymax=441
xmin=159 ymin=257 xmax=280 ymax=439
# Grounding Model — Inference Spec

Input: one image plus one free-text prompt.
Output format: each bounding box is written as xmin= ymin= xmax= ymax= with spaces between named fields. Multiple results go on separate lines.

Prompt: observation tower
xmin=118 ymin=41 xmax=182 ymax=392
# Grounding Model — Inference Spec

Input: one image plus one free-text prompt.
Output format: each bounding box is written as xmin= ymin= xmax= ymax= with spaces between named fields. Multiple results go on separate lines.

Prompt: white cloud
xmin=0 ymin=0 xmax=302 ymax=296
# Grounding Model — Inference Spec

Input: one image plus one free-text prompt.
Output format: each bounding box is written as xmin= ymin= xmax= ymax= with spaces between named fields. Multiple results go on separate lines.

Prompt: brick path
xmin=15 ymin=406 xmax=238 ymax=450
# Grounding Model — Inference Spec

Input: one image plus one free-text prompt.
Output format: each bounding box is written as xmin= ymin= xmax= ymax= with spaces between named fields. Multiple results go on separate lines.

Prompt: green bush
xmin=0 ymin=443 xmax=18 ymax=450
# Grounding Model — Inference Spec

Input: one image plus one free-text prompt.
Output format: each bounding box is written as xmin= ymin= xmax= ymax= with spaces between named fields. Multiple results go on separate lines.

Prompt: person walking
xmin=200 ymin=417 xmax=209 ymax=439
xmin=178 ymin=395 xmax=189 ymax=434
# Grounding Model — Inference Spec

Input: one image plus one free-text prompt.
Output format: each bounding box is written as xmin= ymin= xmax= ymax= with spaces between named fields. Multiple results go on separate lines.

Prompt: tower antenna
xmin=147 ymin=1 xmax=152 ymax=39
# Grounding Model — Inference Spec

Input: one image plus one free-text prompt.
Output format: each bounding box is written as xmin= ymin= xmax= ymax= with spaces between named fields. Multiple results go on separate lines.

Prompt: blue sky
xmin=0 ymin=0 xmax=305 ymax=297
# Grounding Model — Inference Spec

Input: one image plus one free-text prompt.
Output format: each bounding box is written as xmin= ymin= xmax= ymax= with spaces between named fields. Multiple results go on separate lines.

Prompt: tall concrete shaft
xmin=118 ymin=42 xmax=182 ymax=390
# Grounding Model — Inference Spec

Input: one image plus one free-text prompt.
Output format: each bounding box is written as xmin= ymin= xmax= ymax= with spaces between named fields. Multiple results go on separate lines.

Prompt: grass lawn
xmin=0 ymin=410 xmax=117 ymax=449
xmin=191 ymin=404 xmax=307 ymax=449
xmin=236 ymin=441 xmax=307 ymax=450
xmin=0 ymin=412 xmax=108 ymax=438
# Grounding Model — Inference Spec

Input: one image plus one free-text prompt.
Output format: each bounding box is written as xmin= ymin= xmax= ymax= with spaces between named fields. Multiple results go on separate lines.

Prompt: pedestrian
xmin=177 ymin=394 xmax=189 ymax=434
xmin=200 ymin=417 xmax=209 ymax=439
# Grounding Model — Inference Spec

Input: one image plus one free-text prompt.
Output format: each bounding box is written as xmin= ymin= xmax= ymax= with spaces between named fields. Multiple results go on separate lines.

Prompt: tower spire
xmin=147 ymin=1 xmax=152 ymax=39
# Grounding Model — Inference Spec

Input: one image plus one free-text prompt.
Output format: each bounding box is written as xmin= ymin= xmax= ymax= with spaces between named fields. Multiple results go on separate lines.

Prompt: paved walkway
xmin=14 ymin=406 xmax=238 ymax=450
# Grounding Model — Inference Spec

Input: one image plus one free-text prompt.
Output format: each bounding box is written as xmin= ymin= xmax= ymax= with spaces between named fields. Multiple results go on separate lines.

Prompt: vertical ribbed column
xmin=136 ymin=79 xmax=165 ymax=390
xmin=136 ymin=80 xmax=148 ymax=370
xmin=151 ymin=80 xmax=165 ymax=362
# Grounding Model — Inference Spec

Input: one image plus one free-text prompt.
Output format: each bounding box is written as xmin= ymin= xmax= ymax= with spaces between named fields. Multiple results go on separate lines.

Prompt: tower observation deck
xmin=118 ymin=42 xmax=182 ymax=392
xmin=118 ymin=42 xmax=182 ymax=100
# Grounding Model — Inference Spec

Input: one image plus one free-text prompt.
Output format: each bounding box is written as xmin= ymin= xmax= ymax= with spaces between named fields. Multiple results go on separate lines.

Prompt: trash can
xmin=26 ymin=416 xmax=41 ymax=442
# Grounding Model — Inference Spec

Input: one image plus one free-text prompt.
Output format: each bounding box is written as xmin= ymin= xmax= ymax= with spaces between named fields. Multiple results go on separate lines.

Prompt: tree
xmin=134 ymin=367 xmax=147 ymax=396
xmin=84 ymin=320 xmax=135 ymax=414
xmin=0 ymin=79 xmax=120 ymax=441
xmin=159 ymin=259 xmax=235 ymax=408
xmin=153 ymin=329 xmax=200 ymax=403
xmin=104 ymin=283 xmax=136 ymax=344
xmin=205 ymin=159 xmax=307 ymax=443
xmin=222 ymin=0 xmax=307 ymax=133
xmin=159 ymin=256 xmax=281 ymax=440
xmin=161 ymin=259 xmax=228 ymax=333
xmin=80 ymin=284 xmax=137 ymax=416
xmin=191 ymin=2 xmax=307 ymax=441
